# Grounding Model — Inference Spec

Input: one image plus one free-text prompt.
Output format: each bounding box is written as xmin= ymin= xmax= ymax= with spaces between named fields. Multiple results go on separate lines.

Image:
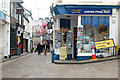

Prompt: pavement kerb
xmin=54 ymin=56 xmax=120 ymax=64
xmin=1 ymin=53 xmax=31 ymax=63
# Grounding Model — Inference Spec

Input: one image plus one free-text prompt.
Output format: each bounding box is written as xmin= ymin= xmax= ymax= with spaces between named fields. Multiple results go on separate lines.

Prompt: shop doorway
xmin=23 ymin=39 xmax=28 ymax=52
xmin=74 ymin=27 xmax=77 ymax=59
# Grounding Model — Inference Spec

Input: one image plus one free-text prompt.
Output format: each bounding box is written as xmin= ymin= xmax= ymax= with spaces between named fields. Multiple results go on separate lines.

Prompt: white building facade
xmin=52 ymin=0 xmax=120 ymax=61
xmin=0 ymin=0 xmax=10 ymax=59
xmin=23 ymin=14 xmax=33 ymax=52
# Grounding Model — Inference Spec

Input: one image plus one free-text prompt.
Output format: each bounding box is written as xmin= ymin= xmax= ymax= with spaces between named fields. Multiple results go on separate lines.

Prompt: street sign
xmin=95 ymin=39 xmax=115 ymax=49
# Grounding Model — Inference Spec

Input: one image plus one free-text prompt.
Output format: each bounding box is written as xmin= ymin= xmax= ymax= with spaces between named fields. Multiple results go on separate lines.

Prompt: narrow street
xmin=2 ymin=53 xmax=118 ymax=78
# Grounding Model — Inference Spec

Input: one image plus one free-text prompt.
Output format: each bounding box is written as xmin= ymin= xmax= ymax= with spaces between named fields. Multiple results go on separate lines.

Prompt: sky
xmin=22 ymin=0 xmax=120 ymax=20
xmin=22 ymin=0 xmax=53 ymax=20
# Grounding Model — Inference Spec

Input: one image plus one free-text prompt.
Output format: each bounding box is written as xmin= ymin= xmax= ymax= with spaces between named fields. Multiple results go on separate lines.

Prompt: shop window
xmin=84 ymin=24 xmax=109 ymax=42
xmin=81 ymin=24 xmax=109 ymax=53
xmin=2 ymin=0 xmax=8 ymax=12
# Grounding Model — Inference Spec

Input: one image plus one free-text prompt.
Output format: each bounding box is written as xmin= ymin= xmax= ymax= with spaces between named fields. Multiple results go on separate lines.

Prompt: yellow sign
xmin=18 ymin=37 xmax=20 ymax=42
xmin=95 ymin=39 xmax=115 ymax=49
xmin=60 ymin=47 xmax=67 ymax=60
xmin=71 ymin=9 xmax=81 ymax=14
xmin=115 ymin=45 xmax=119 ymax=55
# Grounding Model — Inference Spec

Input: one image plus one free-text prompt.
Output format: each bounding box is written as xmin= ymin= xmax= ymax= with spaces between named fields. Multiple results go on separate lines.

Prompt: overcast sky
xmin=22 ymin=0 xmax=120 ymax=20
xmin=22 ymin=0 xmax=53 ymax=20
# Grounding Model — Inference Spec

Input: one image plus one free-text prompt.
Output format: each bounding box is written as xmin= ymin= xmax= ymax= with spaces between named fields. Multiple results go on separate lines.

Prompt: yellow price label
xmin=95 ymin=39 xmax=115 ymax=49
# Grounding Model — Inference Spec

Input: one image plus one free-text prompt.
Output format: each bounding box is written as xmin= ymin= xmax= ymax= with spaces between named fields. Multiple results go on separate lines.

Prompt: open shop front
xmin=53 ymin=5 xmax=117 ymax=61
xmin=77 ymin=16 xmax=111 ymax=61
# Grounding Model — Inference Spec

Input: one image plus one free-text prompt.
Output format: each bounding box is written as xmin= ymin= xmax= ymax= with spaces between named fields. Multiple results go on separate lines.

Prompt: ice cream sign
xmin=70 ymin=8 xmax=112 ymax=15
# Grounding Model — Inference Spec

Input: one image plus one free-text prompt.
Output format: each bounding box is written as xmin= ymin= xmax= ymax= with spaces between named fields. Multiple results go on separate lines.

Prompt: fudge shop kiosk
xmin=52 ymin=5 xmax=119 ymax=61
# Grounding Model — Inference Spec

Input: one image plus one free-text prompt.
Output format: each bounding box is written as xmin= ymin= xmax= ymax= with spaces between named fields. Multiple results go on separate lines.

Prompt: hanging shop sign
xmin=47 ymin=22 xmax=53 ymax=29
xmin=95 ymin=39 xmax=115 ymax=49
xmin=68 ymin=8 xmax=112 ymax=15
xmin=16 ymin=8 xmax=24 ymax=14
xmin=60 ymin=47 xmax=67 ymax=60
xmin=0 ymin=11 xmax=6 ymax=21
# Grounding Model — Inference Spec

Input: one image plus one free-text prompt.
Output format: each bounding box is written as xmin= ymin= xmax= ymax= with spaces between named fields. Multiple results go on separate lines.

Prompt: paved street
xmin=2 ymin=52 xmax=118 ymax=78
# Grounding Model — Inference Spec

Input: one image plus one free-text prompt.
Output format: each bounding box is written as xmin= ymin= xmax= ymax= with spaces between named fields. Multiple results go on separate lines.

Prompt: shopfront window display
xmin=81 ymin=24 xmax=109 ymax=53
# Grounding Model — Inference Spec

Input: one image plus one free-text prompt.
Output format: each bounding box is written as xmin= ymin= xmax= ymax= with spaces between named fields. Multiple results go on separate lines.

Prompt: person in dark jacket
xmin=44 ymin=42 xmax=47 ymax=55
xmin=37 ymin=42 xmax=42 ymax=55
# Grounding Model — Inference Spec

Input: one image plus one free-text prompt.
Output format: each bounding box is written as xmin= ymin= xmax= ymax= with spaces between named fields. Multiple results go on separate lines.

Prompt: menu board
xmin=55 ymin=30 xmax=61 ymax=49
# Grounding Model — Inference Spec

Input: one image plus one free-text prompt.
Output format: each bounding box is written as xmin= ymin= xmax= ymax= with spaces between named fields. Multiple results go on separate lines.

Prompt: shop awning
xmin=53 ymin=5 xmax=120 ymax=15
xmin=53 ymin=6 xmax=68 ymax=15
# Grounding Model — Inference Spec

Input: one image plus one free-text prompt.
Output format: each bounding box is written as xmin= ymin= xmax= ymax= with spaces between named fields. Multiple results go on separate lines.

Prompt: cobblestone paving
xmin=2 ymin=52 xmax=119 ymax=78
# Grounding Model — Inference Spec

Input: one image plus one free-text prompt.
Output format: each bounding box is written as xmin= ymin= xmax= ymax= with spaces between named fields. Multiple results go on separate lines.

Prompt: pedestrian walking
xmin=37 ymin=42 xmax=42 ymax=55
xmin=44 ymin=42 xmax=47 ymax=55
xmin=31 ymin=47 xmax=34 ymax=53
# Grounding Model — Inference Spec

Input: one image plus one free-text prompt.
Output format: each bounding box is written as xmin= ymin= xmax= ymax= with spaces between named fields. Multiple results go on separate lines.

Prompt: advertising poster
xmin=60 ymin=47 xmax=67 ymax=60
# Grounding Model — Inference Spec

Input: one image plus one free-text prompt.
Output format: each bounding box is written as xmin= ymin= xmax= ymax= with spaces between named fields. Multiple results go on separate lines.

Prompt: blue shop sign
xmin=67 ymin=8 xmax=112 ymax=15
xmin=0 ymin=11 xmax=6 ymax=20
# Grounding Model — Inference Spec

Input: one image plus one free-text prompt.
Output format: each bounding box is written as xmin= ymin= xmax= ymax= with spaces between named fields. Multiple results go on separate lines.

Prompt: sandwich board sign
xmin=60 ymin=47 xmax=67 ymax=60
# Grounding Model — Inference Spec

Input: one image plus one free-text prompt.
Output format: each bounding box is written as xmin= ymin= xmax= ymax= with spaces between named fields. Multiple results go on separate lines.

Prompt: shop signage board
xmin=67 ymin=8 xmax=112 ymax=15
xmin=95 ymin=39 xmax=115 ymax=49
xmin=47 ymin=22 xmax=53 ymax=29
xmin=60 ymin=47 xmax=67 ymax=60
xmin=0 ymin=11 xmax=6 ymax=20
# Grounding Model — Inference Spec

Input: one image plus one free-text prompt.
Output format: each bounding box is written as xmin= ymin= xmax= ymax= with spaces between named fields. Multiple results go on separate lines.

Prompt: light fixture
xmin=10 ymin=0 xmax=24 ymax=3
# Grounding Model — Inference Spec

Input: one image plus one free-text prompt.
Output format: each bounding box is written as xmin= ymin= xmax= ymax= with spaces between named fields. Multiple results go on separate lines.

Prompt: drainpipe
xmin=9 ymin=1 xmax=11 ymax=58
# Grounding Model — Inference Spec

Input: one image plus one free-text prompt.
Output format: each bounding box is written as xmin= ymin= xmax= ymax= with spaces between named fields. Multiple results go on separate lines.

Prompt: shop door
xmin=74 ymin=27 xmax=77 ymax=59
xmin=26 ymin=39 xmax=28 ymax=52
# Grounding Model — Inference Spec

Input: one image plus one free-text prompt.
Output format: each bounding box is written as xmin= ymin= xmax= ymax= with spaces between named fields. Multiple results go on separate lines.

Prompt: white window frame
xmin=2 ymin=0 xmax=8 ymax=12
